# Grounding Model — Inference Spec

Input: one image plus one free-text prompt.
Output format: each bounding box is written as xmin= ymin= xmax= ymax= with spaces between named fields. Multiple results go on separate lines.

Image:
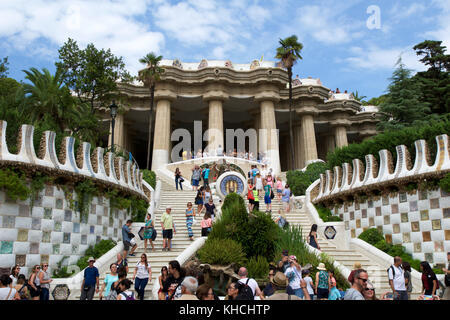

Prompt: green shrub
xmin=439 ymin=173 xmax=450 ymax=193
xmin=315 ymin=204 xmax=342 ymax=222
xmin=287 ymin=162 xmax=328 ymax=196
xmin=358 ymin=228 xmax=385 ymax=245
xmin=327 ymin=119 xmax=450 ymax=170
xmin=142 ymin=169 xmax=156 ymax=189
xmin=0 ymin=168 xmax=30 ymax=201
xmin=247 ymin=256 xmax=269 ymax=280
xmin=197 ymin=238 xmax=247 ymax=266
xmin=77 ymin=239 xmax=117 ymax=270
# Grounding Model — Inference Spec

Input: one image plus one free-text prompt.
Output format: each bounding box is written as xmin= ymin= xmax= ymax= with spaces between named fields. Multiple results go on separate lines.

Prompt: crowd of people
xmin=181 ymin=145 xmax=270 ymax=164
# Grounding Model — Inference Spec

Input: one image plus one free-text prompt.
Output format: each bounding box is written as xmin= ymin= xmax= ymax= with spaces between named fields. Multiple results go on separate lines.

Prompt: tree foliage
xmin=0 ymin=57 xmax=9 ymax=78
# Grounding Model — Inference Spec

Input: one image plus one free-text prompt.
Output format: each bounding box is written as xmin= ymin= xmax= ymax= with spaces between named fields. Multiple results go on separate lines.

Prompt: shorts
xmin=123 ymin=240 xmax=131 ymax=251
xmin=30 ymin=285 xmax=41 ymax=298
xmin=282 ymin=201 xmax=290 ymax=209
xmin=317 ymin=287 xmax=329 ymax=299
xmin=264 ymin=195 xmax=271 ymax=204
xmin=163 ymin=229 xmax=173 ymax=239
xmin=248 ymin=199 xmax=255 ymax=205
xmin=277 ymin=189 xmax=282 ymax=194
xmin=192 ymin=179 xmax=199 ymax=186
xmin=195 ymin=198 xmax=203 ymax=205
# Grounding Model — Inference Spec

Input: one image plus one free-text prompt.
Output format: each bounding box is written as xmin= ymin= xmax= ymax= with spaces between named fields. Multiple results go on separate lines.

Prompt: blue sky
xmin=1 ymin=0 xmax=449 ymax=100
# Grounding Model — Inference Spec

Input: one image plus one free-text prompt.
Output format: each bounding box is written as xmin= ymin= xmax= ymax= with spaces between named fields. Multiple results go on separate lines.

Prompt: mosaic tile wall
xmin=335 ymin=188 xmax=450 ymax=268
xmin=0 ymin=186 xmax=130 ymax=276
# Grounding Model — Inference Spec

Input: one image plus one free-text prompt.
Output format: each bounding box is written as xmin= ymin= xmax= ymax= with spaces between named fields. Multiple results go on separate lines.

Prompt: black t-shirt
xmin=162 ymin=275 xmax=184 ymax=293
xmin=205 ymin=203 xmax=216 ymax=215
xmin=422 ymin=272 xmax=437 ymax=294
xmin=116 ymin=259 xmax=128 ymax=271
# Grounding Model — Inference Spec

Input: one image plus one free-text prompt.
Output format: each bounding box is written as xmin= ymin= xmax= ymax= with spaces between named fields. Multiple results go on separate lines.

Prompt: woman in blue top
xmin=143 ymin=213 xmax=155 ymax=252
xmin=281 ymin=184 xmax=291 ymax=213
xmin=315 ymin=263 xmax=330 ymax=300
xmin=99 ymin=263 xmax=118 ymax=300
xmin=263 ymin=179 xmax=272 ymax=213
xmin=185 ymin=202 xmax=196 ymax=240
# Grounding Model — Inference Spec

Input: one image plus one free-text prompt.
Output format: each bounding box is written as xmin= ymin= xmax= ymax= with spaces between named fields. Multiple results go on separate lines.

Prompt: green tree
xmin=138 ymin=53 xmax=164 ymax=170
xmin=276 ymin=35 xmax=303 ymax=168
xmin=377 ymin=58 xmax=431 ymax=131
xmin=412 ymin=40 xmax=450 ymax=115
xmin=352 ymin=90 xmax=367 ymax=105
xmin=0 ymin=57 xmax=9 ymax=78
xmin=56 ymin=38 xmax=132 ymax=113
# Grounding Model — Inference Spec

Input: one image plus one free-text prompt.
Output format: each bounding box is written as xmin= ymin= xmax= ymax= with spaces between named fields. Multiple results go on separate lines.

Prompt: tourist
xmin=162 ymin=260 xmax=185 ymax=300
xmin=260 ymin=164 xmax=267 ymax=179
xmin=182 ymin=150 xmax=187 ymax=161
xmin=80 ymin=257 xmax=99 ymax=300
xmin=266 ymin=172 xmax=274 ymax=189
xmin=203 ymin=150 xmax=209 ymax=158
xmin=443 ymin=252 xmax=450 ymax=300
xmin=263 ymin=268 xmax=276 ymax=297
xmin=9 ymin=265 xmax=20 ymax=287
xmin=204 ymin=198 xmax=216 ymax=221
xmin=196 ymin=284 xmax=215 ymax=300
xmin=174 ymin=167 xmax=183 ymax=190
xmin=99 ymin=263 xmax=118 ymax=300
xmin=185 ymin=202 xmax=196 ymax=241
xmin=203 ymin=186 xmax=211 ymax=204
xmin=263 ymin=178 xmax=272 ymax=213
xmin=252 ymin=187 xmax=260 ymax=212
xmin=0 ymin=274 xmax=20 ymax=300
xmin=175 ymin=276 xmax=199 ymax=300
xmin=281 ymin=184 xmax=291 ymax=212
xmin=420 ymin=261 xmax=438 ymax=297
xmin=28 ymin=265 xmax=41 ymax=300
xmin=247 ymin=180 xmax=255 ymax=212
xmin=158 ymin=266 xmax=169 ymax=300
xmin=225 ymin=282 xmax=239 ymax=300
xmin=251 ymin=165 xmax=259 ymax=184
xmin=344 ymin=269 xmax=368 ymax=300
xmin=274 ymin=210 xmax=288 ymax=228
xmin=38 ymin=263 xmax=52 ymax=300
xmin=195 ymin=186 xmax=205 ymax=216
xmin=265 ymin=272 xmax=305 ymax=300
xmin=308 ymin=224 xmax=320 ymax=250
xmin=388 ymin=256 xmax=408 ymax=300
xmin=315 ymin=263 xmax=330 ymax=300
xmin=255 ymin=173 xmax=263 ymax=193
xmin=192 ymin=165 xmax=201 ymax=191
xmin=275 ymin=177 xmax=283 ymax=201
xmin=302 ymin=269 xmax=315 ymax=300
xmin=116 ymin=253 xmax=129 ymax=274
xmin=201 ymin=212 xmax=212 ymax=237
xmin=402 ymin=261 xmax=413 ymax=299
xmin=122 ymin=219 xmax=137 ymax=258
xmin=348 ymin=262 xmax=362 ymax=284
xmin=105 ymin=268 xmax=127 ymax=300
xmin=143 ymin=213 xmax=155 ymax=252
xmin=133 ymin=253 xmax=152 ymax=300
xmin=327 ymin=270 xmax=341 ymax=300
xmin=15 ymin=274 xmax=30 ymax=300
xmin=284 ymin=255 xmax=303 ymax=298
xmin=336 ymin=88 xmax=340 ymax=93
xmin=161 ymin=206 xmax=176 ymax=251
xmin=277 ymin=250 xmax=290 ymax=272
xmin=363 ymin=280 xmax=378 ymax=300
xmin=117 ymin=279 xmax=135 ymax=300
xmin=236 ymin=267 xmax=265 ymax=300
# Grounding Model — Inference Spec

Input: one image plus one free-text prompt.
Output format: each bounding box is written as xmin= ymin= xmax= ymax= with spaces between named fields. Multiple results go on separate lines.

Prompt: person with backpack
xmin=236 ymin=267 xmax=264 ymax=300
xmin=388 ymin=256 xmax=408 ymax=300
xmin=443 ymin=251 xmax=450 ymax=300
xmin=117 ymin=279 xmax=135 ymax=300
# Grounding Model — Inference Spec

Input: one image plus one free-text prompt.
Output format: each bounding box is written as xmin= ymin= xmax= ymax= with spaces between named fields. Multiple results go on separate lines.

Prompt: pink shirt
xmin=276 ymin=181 xmax=283 ymax=190
xmin=201 ymin=218 xmax=212 ymax=228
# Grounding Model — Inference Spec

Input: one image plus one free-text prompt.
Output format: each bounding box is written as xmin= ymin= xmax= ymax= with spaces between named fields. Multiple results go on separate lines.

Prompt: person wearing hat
xmin=285 ymin=255 xmax=304 ymax=298
xmin=266 ymin=272 xmax=309 ymax=300
xmin=80 ymin=257 xmax=99 ymax=300
xmin=315 ymin=263 xmax=331 ymax=300
xmin=161 ymin=206 xmax=176 ymax=251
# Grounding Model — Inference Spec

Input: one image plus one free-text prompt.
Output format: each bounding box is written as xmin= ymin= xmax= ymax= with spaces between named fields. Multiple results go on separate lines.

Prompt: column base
xmin=265 ymin=149 xmax=281 ymax=175
xmin=151 ymin=149 xmax=169 ymax=171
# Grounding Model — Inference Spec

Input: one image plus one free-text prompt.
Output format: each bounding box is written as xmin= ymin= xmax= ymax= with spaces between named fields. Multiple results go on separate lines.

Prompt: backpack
xmin=121 ymin=291 xmax=135 ymax=300
xmin=387 ymin=265 xmax=403 ymax=278
xmin=236 ymin=279 xmax=254 ymax=300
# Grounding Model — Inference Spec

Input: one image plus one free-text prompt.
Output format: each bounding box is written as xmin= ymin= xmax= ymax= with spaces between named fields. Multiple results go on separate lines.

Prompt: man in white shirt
xmin=284 ymin=255 xmax=303 ymax=298
xmin=237 ymin=267 xmax=264 ymax=300
xmin=260 ymin=165 xmax=267 ymax=179
xmin=388 ymin=256 xmax=408 ymax=300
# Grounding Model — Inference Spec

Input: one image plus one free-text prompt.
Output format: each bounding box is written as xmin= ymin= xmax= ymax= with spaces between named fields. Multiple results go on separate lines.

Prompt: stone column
xmin=207 ymin=100 xmax=224 ymax=155
xmin=293 ymin=123 xmax=303 ymax=169
xmin=260 ymin=100 xmax=281 ymax=174
xmin=151 ymin=99 xmax=171 ymax=171
xmin=300 ymin=114 xmax=318 ymax=164
xmin=108 ymin=113 xmax=125 ymax=150
xmin=334 ymin=126 xmax=348 ymax=148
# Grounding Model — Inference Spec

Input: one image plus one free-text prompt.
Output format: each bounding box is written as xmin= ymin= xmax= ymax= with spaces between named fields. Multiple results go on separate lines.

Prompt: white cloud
xmin=423 ymin=0 xmax=450 ymax=48
xmin=0 ymin=0 xmax=165 ymax=75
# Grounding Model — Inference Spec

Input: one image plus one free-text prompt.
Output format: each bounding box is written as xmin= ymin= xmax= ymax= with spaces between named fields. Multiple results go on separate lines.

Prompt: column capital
xmin=330 ymin=119 xmax=352 ymax=128
xmin=154 ymin=83 xmax=177 ymax=102
xmin=203 ymin=91 xmax=229 ymax=102
xmin=254 ymin=92 xmax=280 ymax=103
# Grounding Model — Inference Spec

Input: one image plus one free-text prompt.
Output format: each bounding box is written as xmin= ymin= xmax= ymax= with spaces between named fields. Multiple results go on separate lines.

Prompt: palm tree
xmin=352 ymin=90 xmax=367 ymax=104
xmin=138 ymin=53 xmax=164 ymax=170
xmin=275 ymin=35 xmax=303 ymax=169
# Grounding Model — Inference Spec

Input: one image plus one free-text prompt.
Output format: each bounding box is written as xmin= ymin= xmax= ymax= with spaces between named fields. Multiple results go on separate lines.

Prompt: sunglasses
xmin=358 ymin=278 xmax=368 ymax=283
xmin=365 ymin=288 xmax=374 ymax=291
xmin=43 ymin=265 xmax=48 ymax=267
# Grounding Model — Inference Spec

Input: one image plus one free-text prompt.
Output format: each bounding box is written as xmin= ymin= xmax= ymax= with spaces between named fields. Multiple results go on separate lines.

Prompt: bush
xmin=77 ymin=239 xmax=117 ymax=270
xmin=0 ymin=168 xmax=30 ymax=201
xmin=439 ymin=173 xmax=450 ymax=193
xmin=358 ymin=228 xmax=385 ymax=245
xmin=315 ymin=204 xmax=342 ymax=222
xmin=247 ymin=256 xmax=269 ymax=280
xmin=142 ymin=169 xmax=156 ymax=189
xmin=287 ymin=162 xmax=328 ymax=196
xmin=327 ymin=119 xmax=450 ymax=170
xmin=197 ymin=238 xmax=247 ymax=266
xmin=209 ymin=193 xmax=279 ymax=261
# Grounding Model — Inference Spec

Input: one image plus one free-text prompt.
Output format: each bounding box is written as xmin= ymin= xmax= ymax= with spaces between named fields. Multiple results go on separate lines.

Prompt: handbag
xmin=270 ymin=189 xmax=275 ymax=199
xmin=151 ymin=228 xmax=157 ymax=241
xmin=180 ymin=177 xmax=185 ymax=183
xmin=138 ymin=227 xmax=145 ymax=240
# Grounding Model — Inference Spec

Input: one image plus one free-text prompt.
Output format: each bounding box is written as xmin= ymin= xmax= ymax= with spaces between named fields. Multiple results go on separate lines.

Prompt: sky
xmin=1 ymin=0 xmax=449 ymax=100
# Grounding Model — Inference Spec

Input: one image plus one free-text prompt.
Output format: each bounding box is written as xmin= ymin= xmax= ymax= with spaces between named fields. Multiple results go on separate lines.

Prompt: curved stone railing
xmin=0 ymin=120 xmax=149 ymax=201
xmin=313 ymin=134 xmax=450 ymax=203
